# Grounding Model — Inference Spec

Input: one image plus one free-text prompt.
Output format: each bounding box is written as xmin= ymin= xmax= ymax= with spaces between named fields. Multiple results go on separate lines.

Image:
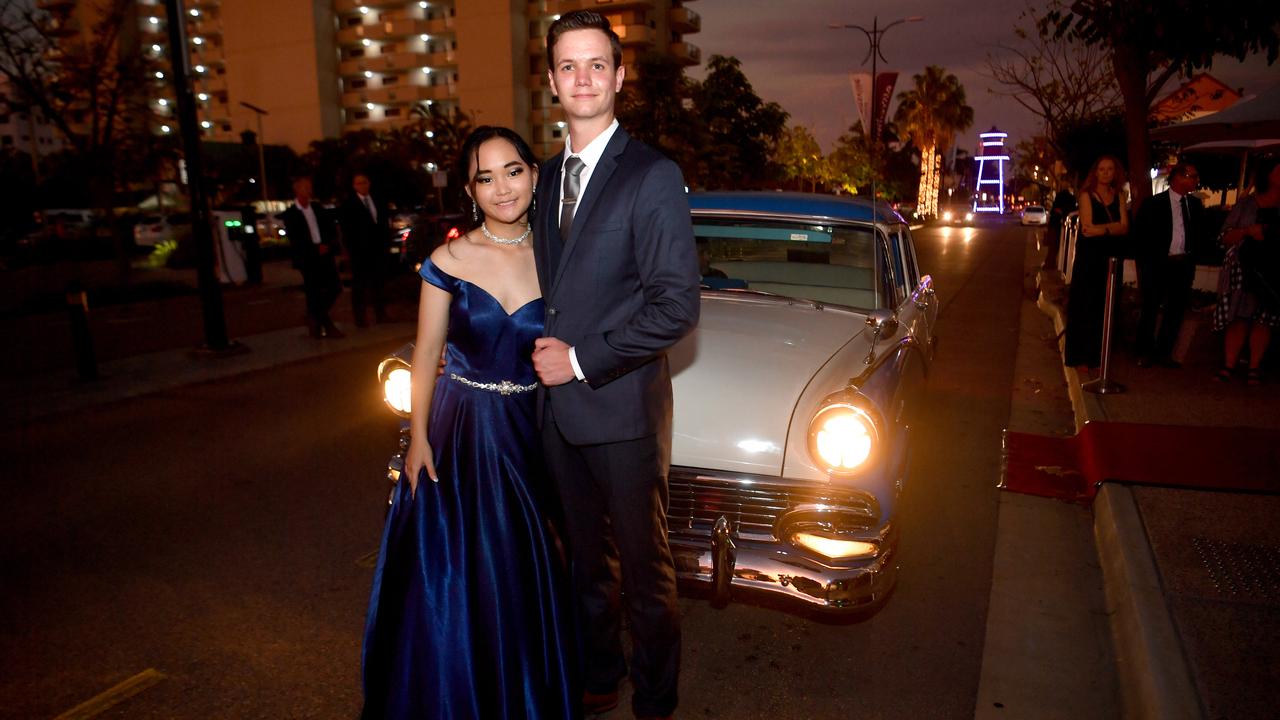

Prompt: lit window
xmin=193 ymin=37 xmax=203 ymax=45
xmin=155 ymin=71 xmax=165 ymax=79
xmin=425 ymin=130 xmax=434 ymax=138
xmin=362 ymin=39 xmax=371 ymax=47
xmin=366 ymin=102 xmax=376 ymax=110
xmin=148 ymin=17 xmax=159 ymax=25
xmin=161 ymin=125 xmax=171 ymax=133
xmin=194 ymin=65 xmax=205 ymax=73
xmin=151 ymin=44 xmax=162 ymax=53
xmin=420 ymin=34 xmax=429 ymax=42
xmin=421 ymin=67 xmax=431 ymax=74
xmin=201 ymin=120 xmax=212 ymax=129
xmin=364 ymin=70 xmax=373 ymax=78
xmin=197 ymin=93 xmax=209 ymax=101
xmin=419 ymin=1 xmax=427 ymax=7
xmin=189 ymin=8 xmax=199 ymax=17
xmin=157 ymin=98 xmax=168 ymax=106
xmin=359 ymin=6 xmax=369 ymax=14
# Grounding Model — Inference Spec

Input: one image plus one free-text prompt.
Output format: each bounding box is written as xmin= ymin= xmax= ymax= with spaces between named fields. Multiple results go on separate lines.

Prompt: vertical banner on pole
xmin=849 ymin=73 xmax=873 ymax=132
xmin=872 ymin=71 xmax=898 ymax=140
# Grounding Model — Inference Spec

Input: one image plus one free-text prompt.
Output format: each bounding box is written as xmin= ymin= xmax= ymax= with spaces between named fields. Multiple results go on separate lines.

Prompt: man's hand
xmin=533 ymin=337 xmax=576 ymax=386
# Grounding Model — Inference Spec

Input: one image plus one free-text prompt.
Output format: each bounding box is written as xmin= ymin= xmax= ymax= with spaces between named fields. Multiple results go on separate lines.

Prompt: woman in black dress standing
xmin=1064 ymin=155 xmax=1129 ymax=373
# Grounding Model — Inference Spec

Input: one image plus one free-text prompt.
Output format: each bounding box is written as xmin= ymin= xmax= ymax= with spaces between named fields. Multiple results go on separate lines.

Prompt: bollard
xmin=65 ymin=282 xmax=98 ymax=380
xmin=1083 ymin=256 xmax=1125 ymax=395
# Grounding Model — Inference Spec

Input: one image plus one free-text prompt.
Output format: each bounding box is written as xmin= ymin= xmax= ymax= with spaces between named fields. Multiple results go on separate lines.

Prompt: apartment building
xmin=0 ymin=78 xmax=65 ymax=156
xmin=37 ymin=0 xmax=700 ymax=156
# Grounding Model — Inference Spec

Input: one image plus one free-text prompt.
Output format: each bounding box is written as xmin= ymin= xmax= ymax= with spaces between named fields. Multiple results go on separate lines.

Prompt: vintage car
xmin=376 ymin=191 xmax=937 ymax=613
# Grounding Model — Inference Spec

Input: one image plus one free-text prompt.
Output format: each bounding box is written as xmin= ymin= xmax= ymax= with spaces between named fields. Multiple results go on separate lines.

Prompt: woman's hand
xmin=403 ymin=435 xmax=438 ymax=496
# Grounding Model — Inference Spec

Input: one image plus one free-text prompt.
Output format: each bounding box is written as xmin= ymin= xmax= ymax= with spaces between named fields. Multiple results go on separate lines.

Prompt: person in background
xmin=280 ymin=175 xmax=344 ymax=338
xmin=1214 ymin=159 xmax=1280 ymax=385
xmin=1063 ymin=155 xmax=1129 ymax=372
xmin=1044 ymin=186 xmax=1078 ymax=270
xmin=1133 ymin=162 xmax=1207 ymax=369
xmin=339 ymin=172 xmax=392 ymax=326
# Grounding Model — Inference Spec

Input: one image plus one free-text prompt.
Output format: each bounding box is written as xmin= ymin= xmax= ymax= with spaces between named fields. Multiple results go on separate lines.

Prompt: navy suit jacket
xmin=1135 ymin=190 xmax=1208 ymax=267
xmin=534 ymin=127 xmax=701 ymax=445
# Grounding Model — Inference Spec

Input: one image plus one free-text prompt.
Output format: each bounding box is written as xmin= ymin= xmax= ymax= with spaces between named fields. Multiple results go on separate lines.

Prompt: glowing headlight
xmin=382 ymin=365 xmax=412 ymax=416
xmin=942 ymin=210 xmax=953 ymax=221
xmin=790 ymin=532 xmax=878 ymax=561
xmin=964 ymin=212 xmax=974 ymax=222
xmin=808 ymin=401 xmax=879 ymax=474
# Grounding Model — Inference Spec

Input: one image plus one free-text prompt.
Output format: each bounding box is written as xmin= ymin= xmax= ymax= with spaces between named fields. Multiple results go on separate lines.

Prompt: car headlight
xmin=378 ymin=359 xmax=412 ymax=417
xmin=807 ymin=394 xmax=881 ymax=475
xmin=942 ymin=210 xmax=953 ymax=221
xmin=965 ymin=212 xmax=974 ymax=222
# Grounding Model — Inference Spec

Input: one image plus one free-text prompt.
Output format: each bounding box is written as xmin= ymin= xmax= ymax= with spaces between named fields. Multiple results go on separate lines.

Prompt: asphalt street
xmin=1 ymin=217 xmax=1036 ymax=719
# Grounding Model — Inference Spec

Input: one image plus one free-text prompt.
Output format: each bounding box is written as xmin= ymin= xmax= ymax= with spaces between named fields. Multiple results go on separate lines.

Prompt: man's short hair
xmin=545 ymin=10 xmax=622 ymax=71
xmin=1169 ymin=162 xmax=1197 ymax=179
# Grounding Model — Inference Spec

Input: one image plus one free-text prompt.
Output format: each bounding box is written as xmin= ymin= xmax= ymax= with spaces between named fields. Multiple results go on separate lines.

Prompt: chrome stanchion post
xmin=1083 ymin=256 xmax=1126 ymax=395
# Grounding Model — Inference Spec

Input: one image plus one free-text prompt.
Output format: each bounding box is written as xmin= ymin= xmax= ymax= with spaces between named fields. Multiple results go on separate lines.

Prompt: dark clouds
xmin=690 ymin=0 xmax=1279 ymax=154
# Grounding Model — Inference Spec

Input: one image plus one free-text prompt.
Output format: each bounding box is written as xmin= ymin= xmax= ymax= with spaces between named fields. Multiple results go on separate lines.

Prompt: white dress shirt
xmin=296 ymin=200 xmax=322 ymax=245
xmin=560 ymin=119 xmax=621 ymax=382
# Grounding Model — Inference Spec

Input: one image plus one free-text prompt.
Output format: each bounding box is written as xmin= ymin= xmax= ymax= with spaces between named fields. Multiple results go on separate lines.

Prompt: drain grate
xmin=1191 ymin=537 xmax=1280 ymax=605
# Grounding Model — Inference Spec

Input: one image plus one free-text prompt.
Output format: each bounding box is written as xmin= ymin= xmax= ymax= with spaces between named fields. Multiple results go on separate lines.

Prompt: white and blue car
xmin=377 ymin=192 xmax=937 ymax=614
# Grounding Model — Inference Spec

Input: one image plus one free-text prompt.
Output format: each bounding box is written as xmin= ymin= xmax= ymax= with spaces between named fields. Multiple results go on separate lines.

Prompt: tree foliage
xmin=893 ymin=65 xmax=974 ymax=156
xmin=693 ymin=55 xmax=789 ymax=189
xmin=772 ymin=125 xmax=827 ymax=192
xmin=984 ymin=4 xmax=1120 ymax=165
xmin=1045 ymin=0 xmax=1280 ymax=205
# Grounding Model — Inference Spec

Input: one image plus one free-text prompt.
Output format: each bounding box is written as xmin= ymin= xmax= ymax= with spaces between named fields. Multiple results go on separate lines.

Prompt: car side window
xmin=899 ymin=226 xmax=920 ymax=288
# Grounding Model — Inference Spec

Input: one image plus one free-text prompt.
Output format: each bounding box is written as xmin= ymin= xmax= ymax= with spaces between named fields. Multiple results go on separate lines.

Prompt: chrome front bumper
xmin=666 ymin=467 xmax=898 ymax=611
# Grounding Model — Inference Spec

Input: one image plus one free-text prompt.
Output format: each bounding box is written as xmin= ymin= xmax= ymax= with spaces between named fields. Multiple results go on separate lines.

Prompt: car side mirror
xmin=863 ymin=309 xmax=899 ymax=365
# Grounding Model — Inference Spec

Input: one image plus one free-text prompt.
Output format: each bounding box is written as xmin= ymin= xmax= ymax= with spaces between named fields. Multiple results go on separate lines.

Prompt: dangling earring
xmin=471 ymin=199 xmax=479 ymax=223
xmin=530 ymin=189 xmax=537 ymax=215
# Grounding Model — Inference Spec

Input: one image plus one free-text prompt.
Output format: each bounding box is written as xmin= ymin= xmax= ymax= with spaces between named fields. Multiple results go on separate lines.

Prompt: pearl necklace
xmin=480 ymin=222 xmax=532 ymax=246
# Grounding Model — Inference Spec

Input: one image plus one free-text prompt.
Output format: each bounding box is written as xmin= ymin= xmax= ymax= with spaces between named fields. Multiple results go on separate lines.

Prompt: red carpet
xmin=1001 ymin=423 xmax=1280 ymax=503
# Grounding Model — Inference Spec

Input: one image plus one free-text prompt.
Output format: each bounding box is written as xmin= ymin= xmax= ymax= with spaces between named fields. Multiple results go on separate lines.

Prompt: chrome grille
xmin=666 ymin=469 xmax=878 ymax=539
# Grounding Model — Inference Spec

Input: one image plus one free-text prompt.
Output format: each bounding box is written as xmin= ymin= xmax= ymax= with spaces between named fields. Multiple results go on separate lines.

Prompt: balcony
xmin=336 ymin=17 xmax=452 ymax=44
xmin=540 ymin=0 xmax=650 ymax=15
xmin=669 ymin=41 xmax=700 ymax=66
xmin=669 ymin=6 xmax=700 ymax=33
xmin=342 ymin=83 xmax=453 ymax=108
xmin=339 ymin=50 xmax=455 ymax=78
xmin=614 ymin=23 xmax=654 ymax=46
xmin=334 ymin=0 xmax=413 ymax=14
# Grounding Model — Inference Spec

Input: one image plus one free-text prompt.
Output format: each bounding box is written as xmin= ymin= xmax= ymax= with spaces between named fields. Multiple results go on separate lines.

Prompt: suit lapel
xmin=550 ymin=129 xmax=629 ymax=295
xmin=534 ymin=153 xmax=562 ymax=295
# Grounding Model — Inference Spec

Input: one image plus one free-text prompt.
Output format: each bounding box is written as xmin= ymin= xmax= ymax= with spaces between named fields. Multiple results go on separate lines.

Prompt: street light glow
xmin=201 ymin=120 xmax=212 ymax=129
xmin=190 ymin=8 xmax=200 ymax=17
xmin=155 ymin=71 xmax=164 ymax=79
xmin=362 ymin=39 xmax=371 ymax=47
xmin=194 ymin=65 xmax=206 ymax=73
xmin=198 ymin=93 xmax=209 ymax=101
xmin=157 ymin=98 xmax=168 ymax=106
xmin=364 ymin=70 xmax=373 ymax=78
xmin=366 ymin=102 xmax=376 ymax=110
xmin=148 ymin=17 xmax=159 ymax=25
xmin=359 ymin=6 xmax=369 ymax=14
xmin=193 ymin=37 xmax=204 ymax=45
xmin=420 ymin=34 xmax=429 ymax=42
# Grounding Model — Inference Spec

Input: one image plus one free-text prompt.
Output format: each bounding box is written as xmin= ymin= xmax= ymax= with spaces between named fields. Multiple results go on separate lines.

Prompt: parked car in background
xmin=397 ymin=212 xmax=465 ymax=267
xmin=374 ymin=192 xmax=937 ymax=615
xmin=132 ymin=213 xmax=191 ymax=247
xmin=1020 ymin=205 xmax=1048 ymax=226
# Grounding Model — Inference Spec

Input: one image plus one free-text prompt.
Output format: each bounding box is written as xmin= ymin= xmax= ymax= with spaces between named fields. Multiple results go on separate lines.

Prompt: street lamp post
xmin=239 ymin=101 xmax=270 ymax=205
xmin=829 ymin=15 xmax=923 ymax=206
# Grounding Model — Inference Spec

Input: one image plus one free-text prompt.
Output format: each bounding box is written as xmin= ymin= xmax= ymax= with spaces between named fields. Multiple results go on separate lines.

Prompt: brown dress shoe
xmin=582 ymin=689 xmax=619 ymax=715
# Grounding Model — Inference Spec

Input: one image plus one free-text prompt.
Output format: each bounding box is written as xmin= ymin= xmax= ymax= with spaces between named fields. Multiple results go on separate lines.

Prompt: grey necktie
xmin=560 ymin=155 xmax=586 ymax=243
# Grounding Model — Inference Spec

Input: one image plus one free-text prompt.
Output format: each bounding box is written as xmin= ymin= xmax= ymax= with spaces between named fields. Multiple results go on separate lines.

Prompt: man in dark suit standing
xmin=531 ymin=11 xmax=700 ymax=720
xmin=1135 ymin=162 xmax=1205 ymax=367
xmin=280 ymin=175 xmax=344 ymax=338
xmin=338 ymin=172 xmax=392 ymax=326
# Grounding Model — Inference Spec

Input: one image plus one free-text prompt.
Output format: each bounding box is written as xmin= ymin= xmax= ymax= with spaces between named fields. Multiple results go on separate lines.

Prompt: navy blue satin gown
xmin=361 ymin=259 xmax=579 ymax=719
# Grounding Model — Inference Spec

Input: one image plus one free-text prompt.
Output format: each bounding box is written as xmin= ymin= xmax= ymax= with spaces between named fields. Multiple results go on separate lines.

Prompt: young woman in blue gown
xmin=361 ymin=127 xmax=579 ymax=719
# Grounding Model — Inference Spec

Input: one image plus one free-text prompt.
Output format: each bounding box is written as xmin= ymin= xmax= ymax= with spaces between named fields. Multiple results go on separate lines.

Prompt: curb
xmin=1093 ymin=485 xmax=1203 ymax=720
xmin=1034 ymin=269 xmax=1203 ymax=720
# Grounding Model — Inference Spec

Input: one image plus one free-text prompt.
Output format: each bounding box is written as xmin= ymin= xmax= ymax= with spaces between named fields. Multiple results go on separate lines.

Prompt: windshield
xmin=693 ymin=217 xmax=879 ymax=309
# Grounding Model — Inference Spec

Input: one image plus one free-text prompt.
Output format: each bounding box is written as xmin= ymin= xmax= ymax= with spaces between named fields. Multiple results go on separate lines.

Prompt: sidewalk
xmin=1036 ymin=268 xmax=1280 ymax=719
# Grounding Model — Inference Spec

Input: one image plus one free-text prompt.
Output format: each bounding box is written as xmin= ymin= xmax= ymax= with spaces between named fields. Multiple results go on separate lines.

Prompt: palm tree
xmin=894 ymin=66 xmax=974 ymax=217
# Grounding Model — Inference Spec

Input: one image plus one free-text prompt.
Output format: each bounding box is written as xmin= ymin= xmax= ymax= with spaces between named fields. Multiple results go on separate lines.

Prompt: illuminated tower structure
xmin=973 ymin=127 xmax=1009 ymax=213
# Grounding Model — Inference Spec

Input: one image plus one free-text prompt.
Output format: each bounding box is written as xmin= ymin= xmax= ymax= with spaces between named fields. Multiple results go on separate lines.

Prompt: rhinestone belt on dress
xmin=448 ymin=373 xmax=538 ymax=395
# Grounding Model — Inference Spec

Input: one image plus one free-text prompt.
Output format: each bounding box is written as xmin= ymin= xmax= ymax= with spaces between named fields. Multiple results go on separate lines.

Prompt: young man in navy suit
xmin=531 ymin=11 xmax=701 ymax=720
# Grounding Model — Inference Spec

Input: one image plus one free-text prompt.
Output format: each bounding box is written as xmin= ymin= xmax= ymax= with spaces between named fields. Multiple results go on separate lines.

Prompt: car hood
xmin=669 ymin=293 xmax=868 ymax=476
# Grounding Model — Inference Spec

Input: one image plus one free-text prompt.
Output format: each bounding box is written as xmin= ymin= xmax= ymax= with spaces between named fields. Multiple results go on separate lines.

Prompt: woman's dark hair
xmin=457 ymin=126 xmax=538 ymax=227
xmin=545 ymin=10 xmax=622 ymax=71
